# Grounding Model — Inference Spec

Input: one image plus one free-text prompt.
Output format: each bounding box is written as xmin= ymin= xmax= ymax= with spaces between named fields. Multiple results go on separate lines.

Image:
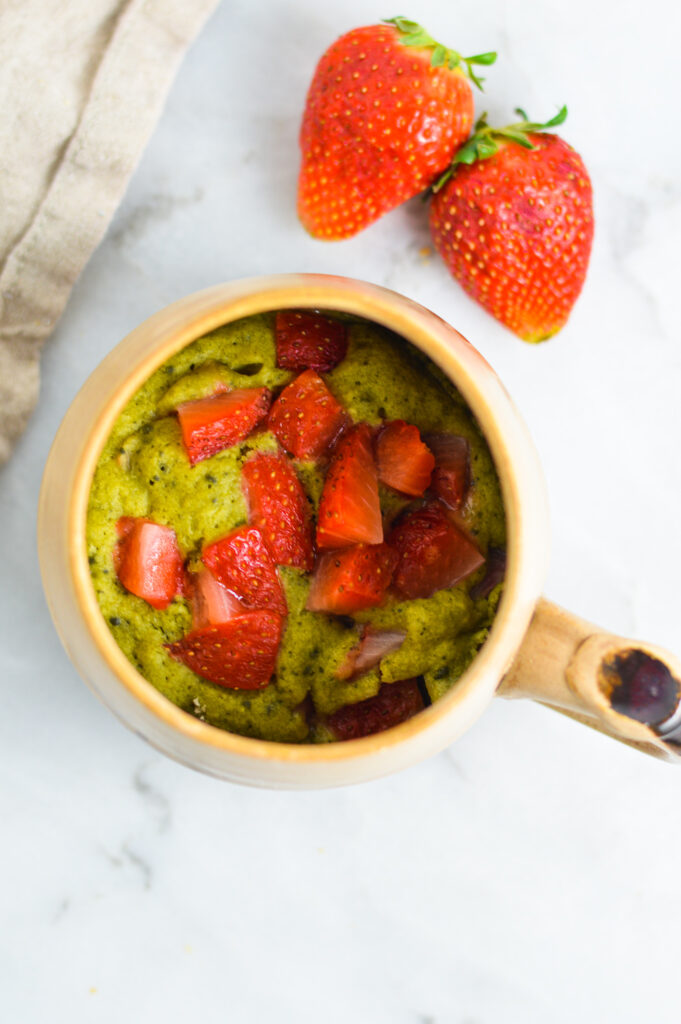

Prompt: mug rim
xmin=47 ymin=273 xmax=549 ymax=771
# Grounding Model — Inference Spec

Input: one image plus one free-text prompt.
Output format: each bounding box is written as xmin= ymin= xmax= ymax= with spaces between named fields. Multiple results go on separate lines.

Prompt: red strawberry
xmin=424 ymin=433 xmax=470 ymax=509
xmin=269 ymin=369 xmax=346 ymax=460
xmin=298 ymin=18 xmax=495 ymax=239
xmin=429 ymin=107 xmax=594 ymax=342
xmin=114 ymin=517 xmax=183 ymax=610
xmin=324 ymin=678 xmax=424 ymax=740
xmin=376 ymin=420 xmax=435 ymax=496
xmin=166 ymin=611 xmax=283 ymax=690
xmin=336 ymin=626 xmax=406 ymax=681
xmin=387 ymin=501 xmax=484 ymax=599
xmin=187 ymin=567 xmax=243 ymax=628
xmin=470 ymin=546 xmax=506 ymax=599
xmin=203 ymin=526 xmax=287 ymax=615
xmin=177 ymin=387 xmax=271 ymax=465
xmin=306 ymin=544 xmax=398 ymax=614
xmin=242 ymin=452 xmax=315 ymax=570
xmin=275 ymin=310 xmax=348 ymax=373
xmin=317 ymin=423 xmax=382 ymax=549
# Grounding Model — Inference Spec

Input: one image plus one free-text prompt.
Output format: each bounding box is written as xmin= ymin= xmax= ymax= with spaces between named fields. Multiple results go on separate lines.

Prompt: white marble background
xmin=2 ymin=0 xmax=680 ymax=1020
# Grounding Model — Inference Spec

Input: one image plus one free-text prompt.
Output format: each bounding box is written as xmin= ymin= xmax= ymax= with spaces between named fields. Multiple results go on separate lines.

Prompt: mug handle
xmin=497 ymin=599 xmax=681 ymax=762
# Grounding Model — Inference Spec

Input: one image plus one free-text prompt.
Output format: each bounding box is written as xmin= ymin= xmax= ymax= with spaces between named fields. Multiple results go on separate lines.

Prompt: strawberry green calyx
xmin=383 ymin=16 xmax=497 ymax=90
xmin=431 ymin=105 xmax=568 ymax=193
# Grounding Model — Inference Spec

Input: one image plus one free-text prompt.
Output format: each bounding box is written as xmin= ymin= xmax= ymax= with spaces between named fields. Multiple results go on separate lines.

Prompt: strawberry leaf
xmin=430 ymin=105 xmax=568 ymax=193
xmin=383 ymin=16 xmax=496 ymax=90
xmin=468 ymin=52 xmax=497 ymax=65
xmin=474 ymin=137 xmax=499 ymax=159
xmin=453 ymin=138 xmax=484 ymax=164
xmin=466 ymin=65 xmax=485 ymax=90
xmin=430 ymin=44 xmax=446 ymax=67
xmin=542 ymin=104 xmax=568 ymax=127
xmin=496 ymin=128 xmax=536 ymax=148
xmin=387 ymin=17 xmax=423 ymax=35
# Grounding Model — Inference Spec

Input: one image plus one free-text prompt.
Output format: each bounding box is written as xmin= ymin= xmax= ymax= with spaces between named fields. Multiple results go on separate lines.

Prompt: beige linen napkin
xmin=0 ymin=0 xmax=220 ymax=465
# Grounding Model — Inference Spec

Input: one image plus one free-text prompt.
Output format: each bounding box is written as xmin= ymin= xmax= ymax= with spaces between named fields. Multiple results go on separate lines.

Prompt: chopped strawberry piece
xmin=336 ymin=626 xmax=406 ymax=681
xmin=376 ymin=420 xmax=435 ymax=497
xmin=268 ymin=369 xmax=346 ymax=460
xmin=470 ymin=547 xmax=506 ymax=599
xmin=242 ymin=452 xmax=315 ymax=570
xmin=424 ymin=433 xmax=471 ymax=510
xmin=306 ymin=544 xmax=398 ymax=614
xmin=166 ymin=611 xmax=283 ymax=689
xmin=387 ymin=501 xmax=485 ymax=599
xmin=114 ymin=517 xmax=183 ymax=610
xmin=187 ymin=567 xmax=243 ymax=628
xmin=203 ymin=526 xmax=287 ymax=615
xmin=275 ymin=310 xmax=348 ymax=373
xmin=177 ymin=387 xmax=271 ymax=466
xmin=317 ymin=423 xmax=382 ymax=548
xmin=325 ymin=679 xmax=424 ymax=741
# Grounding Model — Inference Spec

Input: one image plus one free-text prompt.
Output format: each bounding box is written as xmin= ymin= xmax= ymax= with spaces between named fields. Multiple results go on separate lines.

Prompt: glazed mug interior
xmin=38 ymin=274 xmax=681 ymax=787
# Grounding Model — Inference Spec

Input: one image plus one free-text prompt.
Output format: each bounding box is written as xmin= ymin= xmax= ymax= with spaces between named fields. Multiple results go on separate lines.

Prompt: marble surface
xmin=2 ymin=0 xmax=680 ymax=1020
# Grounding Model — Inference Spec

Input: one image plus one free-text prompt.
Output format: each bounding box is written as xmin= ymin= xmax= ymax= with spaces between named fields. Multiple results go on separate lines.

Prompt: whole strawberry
xmin=429 ymin=108 xmax=594 ymax=342
xmin=298 ymin=17 xmax=496 ymax=240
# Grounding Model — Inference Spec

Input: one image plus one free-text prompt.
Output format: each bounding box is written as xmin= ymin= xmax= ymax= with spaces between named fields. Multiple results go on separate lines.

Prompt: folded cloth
xmin=0 ymin=0 xmax=220 ymax=465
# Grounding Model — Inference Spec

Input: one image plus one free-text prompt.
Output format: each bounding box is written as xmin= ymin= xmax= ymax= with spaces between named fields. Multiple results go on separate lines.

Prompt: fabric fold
xmin=0 ymin=0 xmax=220 ymax=465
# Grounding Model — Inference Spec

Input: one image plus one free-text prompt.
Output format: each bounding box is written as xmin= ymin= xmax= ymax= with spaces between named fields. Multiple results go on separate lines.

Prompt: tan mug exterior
xmin=38 ymin=275 xmax=681 ymax=787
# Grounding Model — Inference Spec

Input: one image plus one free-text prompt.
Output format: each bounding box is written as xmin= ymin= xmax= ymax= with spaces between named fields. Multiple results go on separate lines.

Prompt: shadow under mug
xmin=38 ymin=274 xmax=681 ymax=787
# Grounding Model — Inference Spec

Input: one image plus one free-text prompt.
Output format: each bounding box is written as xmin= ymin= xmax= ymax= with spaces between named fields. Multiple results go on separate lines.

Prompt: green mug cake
xmin=87 ymin=309 xmax=506 ymax=743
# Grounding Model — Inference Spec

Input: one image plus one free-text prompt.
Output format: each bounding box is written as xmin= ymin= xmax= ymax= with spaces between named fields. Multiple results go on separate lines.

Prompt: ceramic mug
xmin=38 ymin=274 xmax=681 ymax=787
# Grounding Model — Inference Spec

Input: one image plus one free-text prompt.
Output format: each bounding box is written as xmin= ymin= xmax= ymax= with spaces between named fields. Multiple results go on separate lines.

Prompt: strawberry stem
xmin=383 ymin=16 xmax=497 ymax=91
xmin=430 ymin=105 xmax=568 ymax=193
